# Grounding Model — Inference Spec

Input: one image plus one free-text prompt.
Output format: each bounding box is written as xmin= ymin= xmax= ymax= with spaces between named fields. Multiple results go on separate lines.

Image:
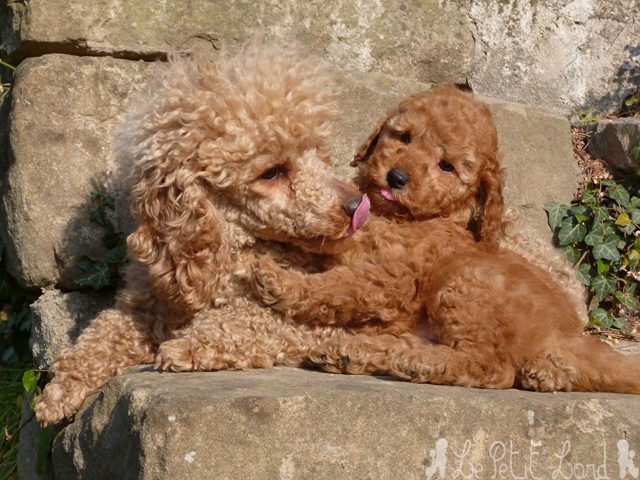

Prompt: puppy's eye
xmin=438 ymin=160 xmax=455 ymax=172
xmin=400 ymin=132 xmax=411 ymax=144
xmin=260 ymin=166 xmax=287 ymax=180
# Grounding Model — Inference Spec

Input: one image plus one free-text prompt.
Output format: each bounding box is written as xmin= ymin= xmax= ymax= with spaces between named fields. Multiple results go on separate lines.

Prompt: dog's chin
xmin=365 ymin=185 xmax=411 ymax=218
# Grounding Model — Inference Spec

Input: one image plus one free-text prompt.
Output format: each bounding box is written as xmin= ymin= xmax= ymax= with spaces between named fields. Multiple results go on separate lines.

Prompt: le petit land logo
xmin=424 ymin=438 xmax=639 ymax=480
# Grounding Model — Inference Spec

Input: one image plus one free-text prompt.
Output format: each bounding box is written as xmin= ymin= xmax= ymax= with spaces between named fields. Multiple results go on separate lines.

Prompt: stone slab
xmin=0 ymin=53 xmax=578 ymax=288
xmin=483 ymin=97 xmax=581 ymax=236
xmin=0 ymin=54 xmax=151 ymax=289
xmin=2 ymin=0 xmax=639 ymax=116
xmin=588 ymin=117 xmax=640 ymax=174
xmin=469 ymin=0 xmax=640 ymax=116
xmin=0 ymin=0 xmax=473 ymax=85
xmin=30 ymin=288 xmax=114 ymax=369
xmin=52 ymin=367 xmax=640 ymax=480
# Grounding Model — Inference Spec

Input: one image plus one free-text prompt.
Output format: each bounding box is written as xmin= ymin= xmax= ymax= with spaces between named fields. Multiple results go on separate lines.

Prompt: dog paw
xmin=35 ymin=382 xmax=83 ymax=426
xmin=155 ymin=339 xmax=197 ymax=372
xmin=517 ymin=356 xmax=576 ymax=392
xmin=249 ymin=257 xmax=290 ymax=309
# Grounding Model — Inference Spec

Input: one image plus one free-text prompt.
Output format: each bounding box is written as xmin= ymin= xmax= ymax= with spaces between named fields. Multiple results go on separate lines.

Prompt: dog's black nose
xmin=342 ymin=196 xmax=363 ymax=217
xmin=387 ymin=168 xmax=409 ymax=189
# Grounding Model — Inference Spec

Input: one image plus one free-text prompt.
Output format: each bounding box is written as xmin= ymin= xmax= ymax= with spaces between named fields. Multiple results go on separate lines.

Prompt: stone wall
xmin=1 ymin=1 xmax=636 ymax=479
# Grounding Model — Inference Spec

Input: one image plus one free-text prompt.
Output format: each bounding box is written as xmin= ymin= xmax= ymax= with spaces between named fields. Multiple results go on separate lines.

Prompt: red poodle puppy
xmin=252 ymin=87 xmax=640 ymax=394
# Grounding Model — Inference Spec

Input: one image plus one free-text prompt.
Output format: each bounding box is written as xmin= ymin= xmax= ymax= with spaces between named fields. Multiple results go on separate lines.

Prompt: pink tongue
xmin=347 ymin=194 xmax=370 ymax=236
xmin=380 ymin=188 xmax=396 ymax=201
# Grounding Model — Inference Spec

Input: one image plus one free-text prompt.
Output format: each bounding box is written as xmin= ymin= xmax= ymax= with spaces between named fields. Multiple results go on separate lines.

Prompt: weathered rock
xmin=53 ymin=367 xmax=640 ymax=479
xmin=2 ymin=0 xmax=639 ymax=117
xmin=0 ymin=54 xmax=151 ymax=289
xmin=483 ymin=98 xmax=580 ymax=235
xmin=588 ymin=118 xmax=640 ymax=174
xmin=30 ymin=288 xmax=114 ymax=368
xmin=469 ymin=0 xmax=640 ymax=117
xmin=0 ymin=0 xmax=474 ymax=85
xmin=0 ymin=53 xmax=578 ymax=289
xmin=17 ymin=402 xmax=53 ymax=480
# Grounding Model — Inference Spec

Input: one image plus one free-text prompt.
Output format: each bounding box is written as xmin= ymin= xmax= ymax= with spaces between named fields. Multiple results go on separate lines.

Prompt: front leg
xmin=35 ymin=309 xmax=156 ymax=426
xmin=155 ymin=306 xmax=320 ymax=372
xmin=251 ymin=256 xmax=417 ymax=329
xmin=310 ymin=333 xmax=516 ymax=389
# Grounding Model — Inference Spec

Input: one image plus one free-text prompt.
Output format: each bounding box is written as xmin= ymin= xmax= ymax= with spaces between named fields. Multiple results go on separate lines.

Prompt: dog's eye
xmin=438 ymin=160 xmax=455 ymax=172
xmin=400 ymin=132 xmax=411 ymax=144
xmin=260 ymin=166 xmax=287 ymax=180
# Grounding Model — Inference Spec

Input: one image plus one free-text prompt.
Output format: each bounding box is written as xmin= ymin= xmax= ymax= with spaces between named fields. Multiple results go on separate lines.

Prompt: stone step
xmin=52 ymin=367 xmax=640 ymax=480
xmin=2 ymin=1 xmax=637 ymax=116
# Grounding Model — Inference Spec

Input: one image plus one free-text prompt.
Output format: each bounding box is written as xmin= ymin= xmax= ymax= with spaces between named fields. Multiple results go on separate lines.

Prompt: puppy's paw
xmin=517 ymin=356 xmax=576 ymax=392
xmin=155 ymin=339 xmax=196 ymax=372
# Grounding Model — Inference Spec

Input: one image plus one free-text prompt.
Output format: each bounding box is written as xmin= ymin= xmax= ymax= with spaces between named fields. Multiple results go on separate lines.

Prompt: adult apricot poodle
xmin=35 ymin=44 xmax=371 ymax=425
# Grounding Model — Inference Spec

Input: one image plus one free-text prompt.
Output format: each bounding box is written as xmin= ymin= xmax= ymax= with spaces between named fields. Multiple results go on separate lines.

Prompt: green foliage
xmin=545 ymin=179 xmax=640 ymax=330
xmin=631 ymin=139 xmax=640 ymax=161
xmin=0 ymin=369 xmax=23 ymax=479
xmin=0 ymin=59 xmax=15 ymax=99
xmin=575 ymin=108 xmax=602 ymax=125
xmin=624 ymin=92 xmax=640 ymax=109
xmin=0 ymin=238 xmax=37 ymax=478
xmin=0 ymin=240 xmax=35 ymax=367
xmin=75 ymin=190 xmax=128 ymax=290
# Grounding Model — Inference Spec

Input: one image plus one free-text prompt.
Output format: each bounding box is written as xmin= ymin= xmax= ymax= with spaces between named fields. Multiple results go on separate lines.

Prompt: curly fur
xmin=35 ymin=44 xmax=368 ymax=426
xmin=351 ymin=87 xmax=587 ymax=322
xmin=252 ymin=87 xmax=640 ymax=394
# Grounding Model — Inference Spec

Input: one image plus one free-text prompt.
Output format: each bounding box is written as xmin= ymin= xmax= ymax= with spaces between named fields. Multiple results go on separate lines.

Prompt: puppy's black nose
xmin=387 ymin=168 xmax=409 ymax=189
xmin=342 ymin=196 xmax=363 ymax=217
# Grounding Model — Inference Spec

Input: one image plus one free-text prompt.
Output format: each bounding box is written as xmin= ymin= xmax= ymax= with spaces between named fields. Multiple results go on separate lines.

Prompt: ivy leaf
xmin=90 ymin=206 xmax=108 ymax=227
xmin=584 ymin=222 xmax=606 ymax=246
xmin=588 ymin=307 xmax=612 ymax=328
xmin=103 ymin=194 xmax=116 ymax=210
xmin=591 ymin=275 xmax=617 ymax=302
xmin=581 ymin=189 xmax=599 ymax=208
xmin=615 ymin=212 xmax=632 ymax=227
xmin=22 ymin=370 xmax=39 ymax=395
xmin=76 ymin=256 xmax=111 ymax=290
xmin=610 ymin=315 xmax=625 ymax=329
xmin=600 ymin=179 xmax=616 ymax=187
xmin=615 ymin=289 xmax=638 ymax=310
xmin=630 ymin=208 xmax=640 ymax=224
xmin=103 ymin=232 xmax=125 ymax=249
xmin=631 ymin=139 xmax=640 ymax=160
xmin=544 ymin=202 xmax=570 ymax=231
xmin=631 ymin=196 xmax=640 ymax=209
xmin=592 ymin=236 xmax=621 ymax=262
xmin=618 ymin=223 xmax=636 ymax=235
xmin=627 ymin=249 xmax=640 ymax=270
xmin=557 ymin=218 xmax=587 ymax=246
xmin=596 ymin=259 xmax=610 ymax=275
xmin=105 ymin=244 xmax=128 ymax=264
xmin=568 ymin=204 xmax=590 ymax=223
xmin=560 ymin=246 xmax=581 ymax=264
xmin=592 ymin=206 xmax=610 ymax=224
xmin=576 ymin=262 xmax=591 ymax=286
xmin=608 ymin=184 xmax=631 ymax=208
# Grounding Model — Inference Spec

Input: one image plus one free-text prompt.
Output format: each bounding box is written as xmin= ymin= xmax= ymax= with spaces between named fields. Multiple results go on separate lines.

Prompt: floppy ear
xmin=127 ymin=167 xmax=230 ymax=315
xmin=350 ymin=116 xmax=387 ymax=167
xmin=472 ymin=163 xmax=506 ymax=242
